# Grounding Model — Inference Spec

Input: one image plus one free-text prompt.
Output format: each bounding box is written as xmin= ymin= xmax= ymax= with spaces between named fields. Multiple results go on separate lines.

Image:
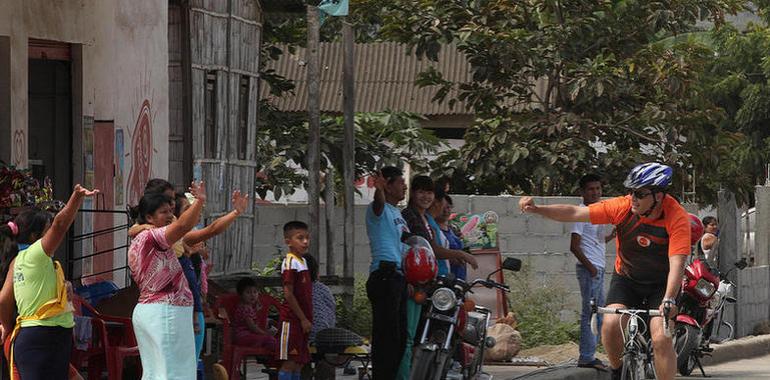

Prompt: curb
xmin=509 ymin=366 xmax=609 ymax=380
xmin=510 ymin=334 xmax=770 ymax=379
xmin=702 ymin=334 xmax=770 ymax=366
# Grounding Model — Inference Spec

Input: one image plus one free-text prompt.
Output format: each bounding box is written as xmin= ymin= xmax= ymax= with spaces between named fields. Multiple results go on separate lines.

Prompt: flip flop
xmin=578 ymin=358 xmax=608 ymax=371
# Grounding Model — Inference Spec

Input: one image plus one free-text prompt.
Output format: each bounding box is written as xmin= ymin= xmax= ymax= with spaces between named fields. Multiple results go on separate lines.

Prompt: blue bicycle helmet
xmin=623 ymin=162 xmax=673 ymax=189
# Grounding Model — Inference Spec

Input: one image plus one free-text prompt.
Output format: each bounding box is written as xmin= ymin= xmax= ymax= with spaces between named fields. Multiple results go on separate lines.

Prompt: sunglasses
xmin=630 ymin=190 xmax=653 ymax=199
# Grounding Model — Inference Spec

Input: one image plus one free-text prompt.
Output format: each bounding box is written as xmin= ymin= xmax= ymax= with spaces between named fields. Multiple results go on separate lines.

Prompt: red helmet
xmin=688 ymin=213 xmax=704 ymax=246
xmin=403 ymin=236 xmax=438 ymax=285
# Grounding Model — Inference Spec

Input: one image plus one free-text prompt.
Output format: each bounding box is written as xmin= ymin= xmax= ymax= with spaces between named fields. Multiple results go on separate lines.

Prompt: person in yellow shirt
xmin=0 ymin=184 xmax=98 ymax=380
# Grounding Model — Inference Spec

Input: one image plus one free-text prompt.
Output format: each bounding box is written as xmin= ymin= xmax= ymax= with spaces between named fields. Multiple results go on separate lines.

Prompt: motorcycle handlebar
xmin=469 ymin=279 xmax=510 ymax=292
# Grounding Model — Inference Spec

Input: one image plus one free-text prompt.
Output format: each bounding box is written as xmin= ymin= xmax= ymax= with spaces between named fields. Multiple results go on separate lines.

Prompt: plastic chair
xmin=215 ymin=293 xmax=283 ymax=380
xmin=71 ymin=295 xmax=141 ymax=380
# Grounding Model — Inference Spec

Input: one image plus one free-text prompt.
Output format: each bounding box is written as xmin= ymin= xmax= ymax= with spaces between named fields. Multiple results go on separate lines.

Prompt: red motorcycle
xmin=674 ymin=257 xmax=747 ymax=376
xmin=403 ymin=235 xmax=521 ymax=380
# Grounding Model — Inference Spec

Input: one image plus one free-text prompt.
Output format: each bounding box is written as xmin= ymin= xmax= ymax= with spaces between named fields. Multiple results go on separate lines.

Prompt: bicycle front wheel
xmin=621 ymin=352 xmax=645 ymax=380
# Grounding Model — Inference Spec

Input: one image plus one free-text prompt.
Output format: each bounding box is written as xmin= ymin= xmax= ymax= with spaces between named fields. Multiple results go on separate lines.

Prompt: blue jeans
xmin=576 ymin=264 xmax=604 ymax=364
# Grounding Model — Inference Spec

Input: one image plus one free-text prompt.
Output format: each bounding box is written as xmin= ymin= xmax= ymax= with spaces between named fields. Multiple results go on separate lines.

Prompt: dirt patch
xmin=516 ymin=342 xmax=608 ymax=365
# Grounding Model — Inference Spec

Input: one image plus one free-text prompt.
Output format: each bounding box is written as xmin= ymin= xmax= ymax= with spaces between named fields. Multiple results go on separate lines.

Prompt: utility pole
xmin=342 ymin=21 xmax=355 ymax=280
xmin=307 ymin=5 xmax=321 ymax=260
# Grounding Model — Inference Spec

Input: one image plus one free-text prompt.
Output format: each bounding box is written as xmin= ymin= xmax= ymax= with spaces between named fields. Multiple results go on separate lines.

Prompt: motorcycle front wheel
xmin=410 ymin=346 xmax=441 ymax=380
xmin=674 ymin=323 xmax=701 ymax=376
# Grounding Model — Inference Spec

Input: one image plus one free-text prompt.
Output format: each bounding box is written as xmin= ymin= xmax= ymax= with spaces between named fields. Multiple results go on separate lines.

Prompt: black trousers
xmin=14 ymin=326 xmax=72 ymax=380
xmin=366 ymin=267 xmax=407 ymax=380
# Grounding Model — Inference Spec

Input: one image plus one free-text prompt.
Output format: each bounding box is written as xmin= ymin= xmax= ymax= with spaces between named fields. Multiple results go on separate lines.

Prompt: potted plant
xmin=0 ymin=162 xmax=62 ymax=222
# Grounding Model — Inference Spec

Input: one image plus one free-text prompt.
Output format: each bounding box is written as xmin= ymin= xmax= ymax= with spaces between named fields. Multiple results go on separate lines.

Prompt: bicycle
xmin=590 ymin=300 xmax=671 ymax=380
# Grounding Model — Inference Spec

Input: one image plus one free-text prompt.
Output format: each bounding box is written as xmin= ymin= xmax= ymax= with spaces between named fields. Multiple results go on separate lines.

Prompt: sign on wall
xmin=115 ymin=129 xmax=125 ymax=206
xmin=449 ymin=211 xmax=499 ymax=249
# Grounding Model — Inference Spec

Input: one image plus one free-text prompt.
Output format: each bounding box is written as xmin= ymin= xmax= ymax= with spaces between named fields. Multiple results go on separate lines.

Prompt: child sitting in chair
xmin=233 ymin=278 xmax=277 ymax=350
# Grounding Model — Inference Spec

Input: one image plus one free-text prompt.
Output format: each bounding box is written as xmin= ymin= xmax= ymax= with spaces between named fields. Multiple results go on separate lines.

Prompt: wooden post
xmin=342 ymin=22 xmax=355 ymax=280
xmin=307 ymin=5 xmax=321 ymax=260
xmin=325 ymin=168 xmax=335 ymax=276
xmin=717 ymin=190 xmax=740 ymax=335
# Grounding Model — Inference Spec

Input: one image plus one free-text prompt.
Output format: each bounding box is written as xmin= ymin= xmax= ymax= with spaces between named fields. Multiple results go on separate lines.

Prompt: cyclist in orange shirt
xmin=519 ymin=163 xmax=689 ymax=380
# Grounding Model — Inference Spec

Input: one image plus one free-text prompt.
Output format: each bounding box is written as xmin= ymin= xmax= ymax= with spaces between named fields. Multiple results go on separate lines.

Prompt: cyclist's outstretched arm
xmin=519 ymin=196 xmax=590 ymax=222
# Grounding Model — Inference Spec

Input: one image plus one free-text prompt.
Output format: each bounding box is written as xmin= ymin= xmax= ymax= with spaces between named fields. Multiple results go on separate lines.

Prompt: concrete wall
xmin=233 ymin=195 xmax=614 ymax=322
xmin=733 ymin=265 xmax=770 ymax=338
xmin=0 ymin=0 xmax=169 ymax=286
xmin=217 ymin=192 xmax=770 ymax=332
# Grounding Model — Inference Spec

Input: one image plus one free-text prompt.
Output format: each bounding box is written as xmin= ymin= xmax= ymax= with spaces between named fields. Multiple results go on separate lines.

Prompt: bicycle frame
xmin=591 ymin=303 xmax=669 ymax=380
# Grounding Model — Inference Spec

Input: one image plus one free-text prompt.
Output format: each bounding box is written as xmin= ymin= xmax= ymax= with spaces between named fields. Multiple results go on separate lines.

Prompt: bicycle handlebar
xmin=589 ymin=307 xmax=673 ymax=337
xmin=594 ymin=307 xmax=663 ymax=316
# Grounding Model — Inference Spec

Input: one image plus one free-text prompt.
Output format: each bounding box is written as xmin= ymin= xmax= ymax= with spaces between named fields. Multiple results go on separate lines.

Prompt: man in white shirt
xmin=571 ymin=174 xmax=615 ymax=369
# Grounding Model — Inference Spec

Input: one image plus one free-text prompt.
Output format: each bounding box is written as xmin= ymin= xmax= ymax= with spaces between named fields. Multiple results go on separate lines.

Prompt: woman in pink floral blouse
xmin=128 ymin=180 xmax=206 ymax=380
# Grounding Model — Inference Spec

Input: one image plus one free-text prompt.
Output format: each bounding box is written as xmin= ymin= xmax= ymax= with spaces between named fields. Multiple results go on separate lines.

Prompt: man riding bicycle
xmin=519 ymin=163 xmax=690 ymax=380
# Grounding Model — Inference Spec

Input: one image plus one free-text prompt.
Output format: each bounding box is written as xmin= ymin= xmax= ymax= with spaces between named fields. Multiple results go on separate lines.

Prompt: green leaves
xmin=253 ymin=110 xmax=444 ymax=200
xmin=373 ymin=0 xmax=764 ymax=204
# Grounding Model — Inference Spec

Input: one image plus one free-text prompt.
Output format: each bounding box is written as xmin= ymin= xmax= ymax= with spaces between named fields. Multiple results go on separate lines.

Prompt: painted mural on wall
xmin=115 ymin=129 xmax=125 ymax=206
xmin=127 ymin=100 xmax=153 ymax=206
xmin=83 ymin=116 xmax=94 ymax=189
xmin=12 ymin=129 xmax=25 ymax=168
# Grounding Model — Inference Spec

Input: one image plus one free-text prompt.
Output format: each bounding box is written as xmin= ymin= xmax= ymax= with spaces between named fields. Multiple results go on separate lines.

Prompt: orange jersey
xmin=589 ymin=195 xmax=691 ymax=284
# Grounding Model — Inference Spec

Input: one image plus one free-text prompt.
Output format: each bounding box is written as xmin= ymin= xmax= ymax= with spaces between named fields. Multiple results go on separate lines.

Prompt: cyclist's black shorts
xmin=605 ymin=273 xmax=666 ymax=309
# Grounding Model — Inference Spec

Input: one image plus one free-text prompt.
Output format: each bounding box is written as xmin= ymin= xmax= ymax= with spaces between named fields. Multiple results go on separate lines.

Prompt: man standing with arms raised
xmin=365 ymin=166 xmax=410 ymax=379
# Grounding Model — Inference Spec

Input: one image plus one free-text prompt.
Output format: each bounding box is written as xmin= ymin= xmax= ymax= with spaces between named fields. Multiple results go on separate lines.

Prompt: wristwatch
xmin=662 ymin=297 xmax=677 ymax=306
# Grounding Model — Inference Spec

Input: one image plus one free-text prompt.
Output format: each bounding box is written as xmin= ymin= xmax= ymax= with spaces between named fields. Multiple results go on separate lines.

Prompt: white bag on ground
xmin=485 ymin=323 xmax=522 ymax=362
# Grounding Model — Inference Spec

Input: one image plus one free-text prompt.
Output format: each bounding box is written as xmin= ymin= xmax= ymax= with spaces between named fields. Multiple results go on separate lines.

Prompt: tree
xmin=373 ymin=0 xmax=752 ymax=203
xmin=256 ymin=6 xmax=446 ymax=200
xmin=694 ymin=20 xmax=770 ymax=204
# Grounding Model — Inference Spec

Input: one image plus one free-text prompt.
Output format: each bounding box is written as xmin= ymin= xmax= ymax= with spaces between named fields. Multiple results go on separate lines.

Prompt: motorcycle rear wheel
xmin=674 ymin=324 xmax=701 ymax=376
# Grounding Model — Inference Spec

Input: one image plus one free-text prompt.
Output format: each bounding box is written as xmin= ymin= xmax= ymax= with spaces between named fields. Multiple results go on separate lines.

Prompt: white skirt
xmin=132 ymin=303 xmax=196 ymax=380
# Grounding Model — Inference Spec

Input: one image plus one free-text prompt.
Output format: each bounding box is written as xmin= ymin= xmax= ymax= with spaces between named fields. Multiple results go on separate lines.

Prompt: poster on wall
xmin=83 ymin=116 xmax=94 ymax=189
xmin=448 ymin=210 xmax=507 ymax=319
xmin=115 ymin=129 xmax=125 ymax=206
xmin=81 ymin=197 xmax=94 ymax=277
xmin=448 ymin=211 xmax=499 ymax=249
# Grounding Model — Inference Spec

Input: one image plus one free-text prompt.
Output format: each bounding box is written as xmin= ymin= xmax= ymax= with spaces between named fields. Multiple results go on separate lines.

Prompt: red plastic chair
xmin=216 ymin=292 xmax=284 ymax=380
xmin=71 ymin=295 xmax=141 ymax=380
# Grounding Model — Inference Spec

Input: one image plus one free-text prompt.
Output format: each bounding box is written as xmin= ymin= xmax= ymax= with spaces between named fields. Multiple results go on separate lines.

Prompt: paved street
xmin=242 ymin=354 xmax=770 ymax=379
xmin=679 ymin=353 xmax=770 ymax=379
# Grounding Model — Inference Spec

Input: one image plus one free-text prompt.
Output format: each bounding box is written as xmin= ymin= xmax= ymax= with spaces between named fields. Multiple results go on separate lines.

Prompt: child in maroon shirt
xmin=277 ymin=221 xmax=313 ymax=380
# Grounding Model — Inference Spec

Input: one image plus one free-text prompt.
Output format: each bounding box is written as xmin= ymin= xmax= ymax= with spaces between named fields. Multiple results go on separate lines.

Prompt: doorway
xmin=28 ymin=40 xmax=73 ymax=264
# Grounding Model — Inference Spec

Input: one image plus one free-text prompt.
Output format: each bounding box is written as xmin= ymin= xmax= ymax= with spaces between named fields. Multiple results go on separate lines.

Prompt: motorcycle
xmin=408 ymin=256 xmax=521 ymax=380
xmin=674 ymin=257 xmax=748 ymax=376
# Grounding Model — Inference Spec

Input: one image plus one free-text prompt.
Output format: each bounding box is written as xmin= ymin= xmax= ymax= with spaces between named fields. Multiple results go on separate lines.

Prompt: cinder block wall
xmin=235 ymin=193 xmax=768 ymax=335
xmin=238 ymin=195 xmax=617 ymax=323
xmin=733 ymin=265 xmax=770 ymax=337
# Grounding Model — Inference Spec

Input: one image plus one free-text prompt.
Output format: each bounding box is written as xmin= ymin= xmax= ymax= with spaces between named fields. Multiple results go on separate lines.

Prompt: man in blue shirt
xmin=365 ymin=166 xmax=409 ymax=380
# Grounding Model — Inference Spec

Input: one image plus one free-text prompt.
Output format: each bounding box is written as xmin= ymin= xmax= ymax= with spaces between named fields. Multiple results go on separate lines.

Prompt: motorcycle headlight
xmin=432 ymin=287 xmax=457 ymax=311
xmin=695 ymin=278 xmax=716 ymax=299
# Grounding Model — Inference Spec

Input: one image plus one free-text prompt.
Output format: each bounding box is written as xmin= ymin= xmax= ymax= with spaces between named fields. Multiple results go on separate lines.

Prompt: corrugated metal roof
xmin=259 ymin=42 xmax=474 ymax=115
